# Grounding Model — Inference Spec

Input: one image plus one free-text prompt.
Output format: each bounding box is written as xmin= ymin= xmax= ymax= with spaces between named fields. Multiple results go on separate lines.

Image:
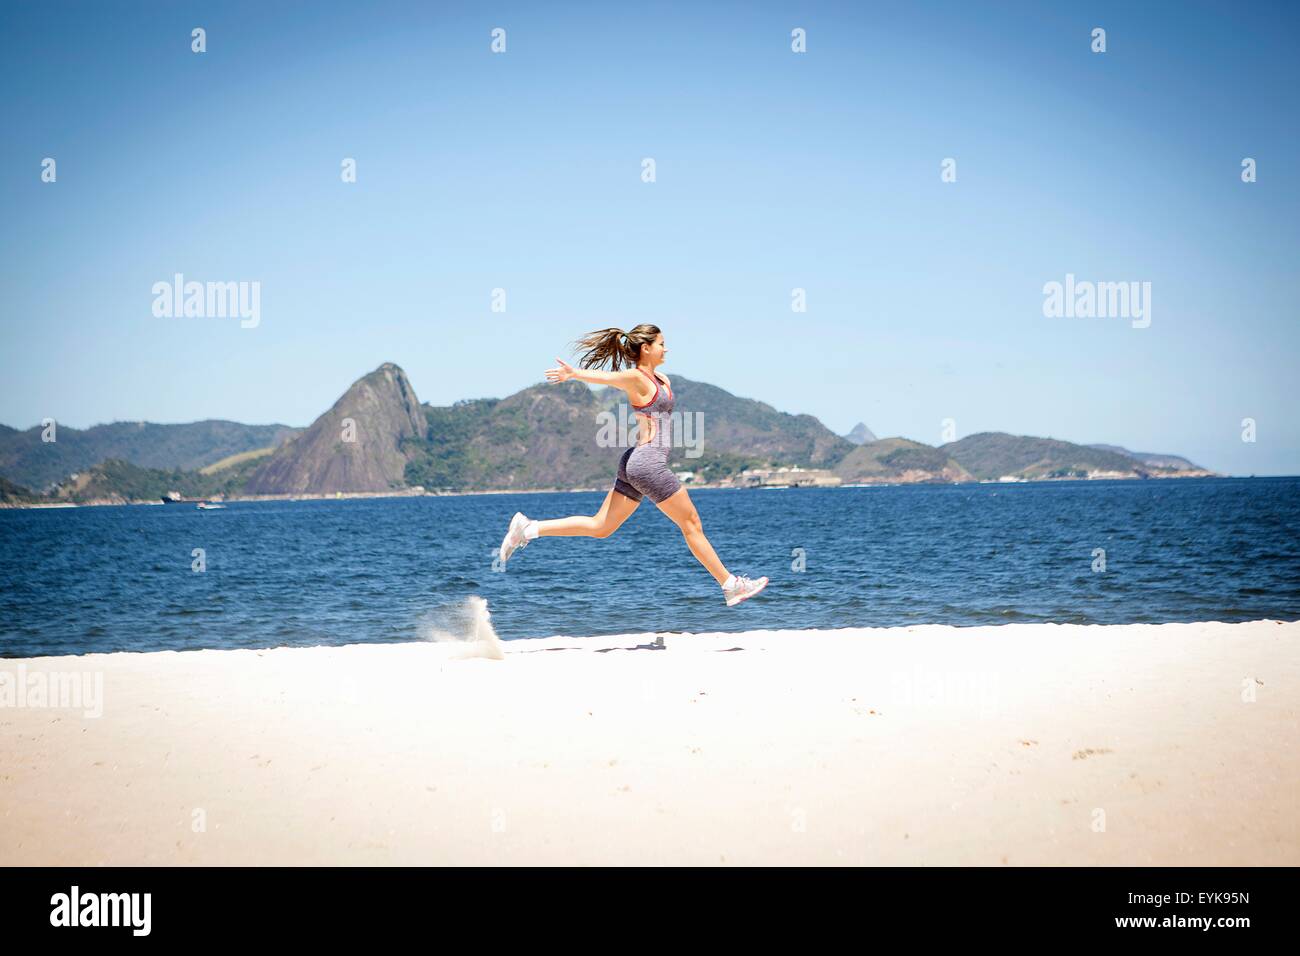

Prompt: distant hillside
xmin=243 ymin=363 xmax=426 ymax=494
xmin=46 ymin=455 xmax=265 ymax=504
xmin=406 ymin=382 xmax=619 ymax=491
xmin=199 ymin=446 xmax=275 ymax=475
xmin=0 ymin=419 xmax=299 ymax=493
xmin=1086 ymin=444 xmax=1211 ymax=473
xmin=941 ymin=432 xmax=1217 ymax=480
xmin=834 ymin=437 xmax=972 ymax=484
xmin=599 ymin=375 xmax=854 ymax=469
xmin=0 ymin=475 xmax=40 ymax=504
xmin=403 ymin=374 xmax=858 ymax=491
xmin=845 ymin=422 xmax=878 ymax=446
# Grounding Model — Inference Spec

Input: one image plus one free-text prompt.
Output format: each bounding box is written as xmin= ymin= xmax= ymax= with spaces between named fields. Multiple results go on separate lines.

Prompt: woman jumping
xmin=497 ymin=324 xmax=769 ymax=606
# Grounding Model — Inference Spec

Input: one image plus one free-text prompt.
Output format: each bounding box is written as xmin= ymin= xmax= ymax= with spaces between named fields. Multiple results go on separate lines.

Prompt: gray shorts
xmin=613 ymin=445 xmax=682 ymax=504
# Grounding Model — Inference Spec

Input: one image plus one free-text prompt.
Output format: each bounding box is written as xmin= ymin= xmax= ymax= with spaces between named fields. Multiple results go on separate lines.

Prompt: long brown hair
xmin=572 ymin=324 xmax=661 ymax=371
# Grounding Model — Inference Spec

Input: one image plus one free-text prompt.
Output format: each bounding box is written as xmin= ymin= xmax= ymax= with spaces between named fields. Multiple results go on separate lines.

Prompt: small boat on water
xmin=197 ymin=501 xmax=226 ymax=510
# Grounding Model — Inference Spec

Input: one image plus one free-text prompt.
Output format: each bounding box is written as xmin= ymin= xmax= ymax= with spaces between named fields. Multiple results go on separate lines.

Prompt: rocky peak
xmin=243 ymin=364 xmax=425 ymax=494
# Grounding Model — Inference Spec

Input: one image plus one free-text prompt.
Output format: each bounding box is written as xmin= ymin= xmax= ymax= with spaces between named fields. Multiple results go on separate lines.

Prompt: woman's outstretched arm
xmin=545 ymin=358 xmax=649 ymax=403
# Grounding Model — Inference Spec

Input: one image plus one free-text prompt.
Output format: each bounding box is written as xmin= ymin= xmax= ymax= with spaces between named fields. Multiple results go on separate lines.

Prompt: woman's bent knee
xmin=593 ymin=517 xmax=623 ymax=538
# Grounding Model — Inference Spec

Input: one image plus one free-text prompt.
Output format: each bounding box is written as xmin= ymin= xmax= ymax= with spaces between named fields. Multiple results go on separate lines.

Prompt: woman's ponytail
xmin=573 ymin=324 xmax=660 ymax=371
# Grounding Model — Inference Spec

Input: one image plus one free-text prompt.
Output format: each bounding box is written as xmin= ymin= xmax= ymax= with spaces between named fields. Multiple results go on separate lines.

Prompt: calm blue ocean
xmin=2 ymin=477 xmax=1297 ymax=658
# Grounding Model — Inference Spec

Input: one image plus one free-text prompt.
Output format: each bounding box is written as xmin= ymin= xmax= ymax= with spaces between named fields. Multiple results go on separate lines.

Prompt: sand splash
xmin=420 ymin=596 xmax=505 ymax=660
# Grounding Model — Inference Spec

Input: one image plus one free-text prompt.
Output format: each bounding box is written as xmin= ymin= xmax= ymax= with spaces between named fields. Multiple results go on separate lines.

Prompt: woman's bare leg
xmin=536 ymin=489 xmax=639 ymax=538
xmin=654 ymin=487 xmax=730 ymax=585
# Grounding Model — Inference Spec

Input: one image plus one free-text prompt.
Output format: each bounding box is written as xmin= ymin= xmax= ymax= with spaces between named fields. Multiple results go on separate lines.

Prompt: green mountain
xmin=624 ymin=376 xmax=854 ymax=469
xmin=0 ymin=475 xmax=40 ymax=504
xmin=406 ymin=382 xmax=617 ymax=491
xmin=1086 ymin=443 xmax=1213 ymax=473
xmin=940 ymin=432 xmax=1215 ymax=480
xmin=834 ymin=437 xmax=972 ymax=484
xmin=402 ymin=373 xmax=857 ymax=492
xmin=0 ymin=419 xmax=298 ymax=493
xmin=46 ymin=455 xmax=266 ymax=504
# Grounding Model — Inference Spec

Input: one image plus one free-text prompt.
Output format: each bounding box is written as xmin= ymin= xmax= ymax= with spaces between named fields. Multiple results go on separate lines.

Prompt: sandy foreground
xmin=1 ymin=619 xmax=1297 ymax=866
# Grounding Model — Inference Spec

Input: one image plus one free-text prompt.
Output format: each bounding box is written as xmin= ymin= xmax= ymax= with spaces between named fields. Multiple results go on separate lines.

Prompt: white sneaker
xmin=723 ymin=574 xmax=768 ymax=607
xmin=498 ymin=512 xmax=531 ymax=567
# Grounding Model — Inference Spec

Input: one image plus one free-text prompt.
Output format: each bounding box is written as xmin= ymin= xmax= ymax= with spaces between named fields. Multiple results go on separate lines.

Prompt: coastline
xmin=2 ymin=618 xmax=1295 ymax=865
xmin=0 ymin=470 xmax=1230 ymax=509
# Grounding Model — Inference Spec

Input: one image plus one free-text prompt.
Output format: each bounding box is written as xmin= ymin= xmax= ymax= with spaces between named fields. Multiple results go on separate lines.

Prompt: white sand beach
xmin=1 ymin=619 xmax=1296 ymax=866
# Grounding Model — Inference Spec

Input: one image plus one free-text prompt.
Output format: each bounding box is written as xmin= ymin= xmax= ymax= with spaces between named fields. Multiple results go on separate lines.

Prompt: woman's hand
xmin=545 ymin=358 xmax=576 ymax=383
xmin=545 ymin=359 xmax=641 ymax=394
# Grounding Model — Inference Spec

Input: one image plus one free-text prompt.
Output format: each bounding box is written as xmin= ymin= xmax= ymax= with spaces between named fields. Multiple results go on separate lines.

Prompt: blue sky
xmin=2 ymin=0 xmax=1296 ymax=475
